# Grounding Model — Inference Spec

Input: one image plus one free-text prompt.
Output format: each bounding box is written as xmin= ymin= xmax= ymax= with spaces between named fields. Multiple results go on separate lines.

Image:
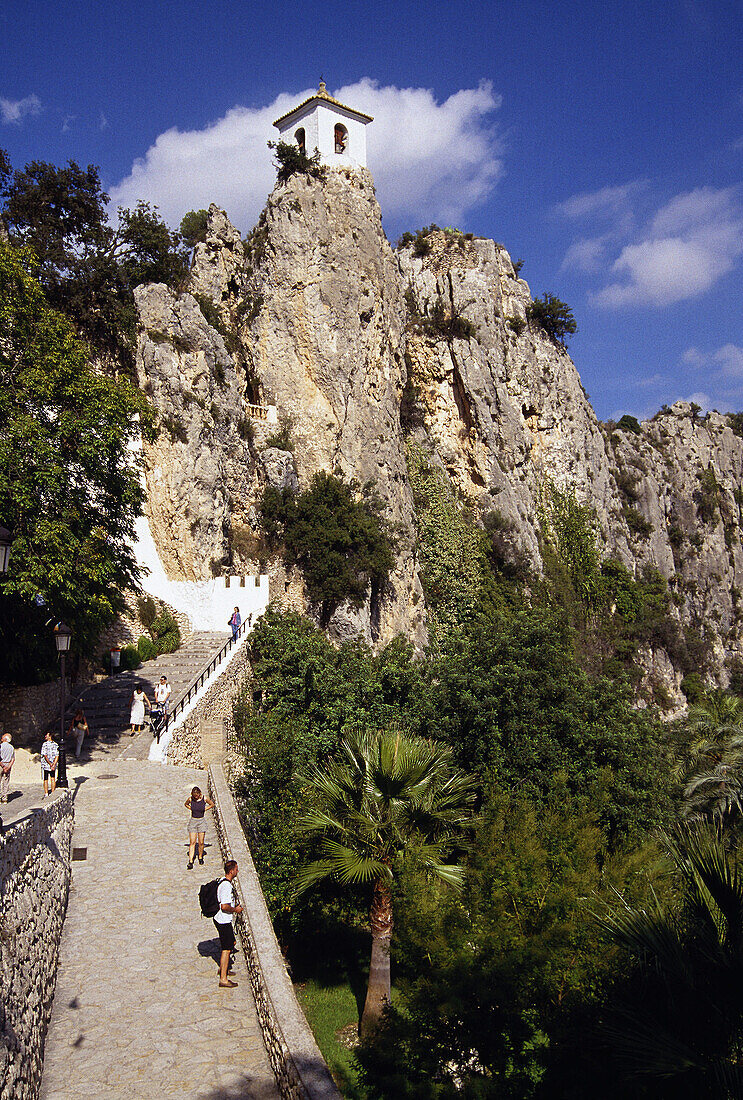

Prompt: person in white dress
xmin=129 ymin=687 xmax=150 ymax=735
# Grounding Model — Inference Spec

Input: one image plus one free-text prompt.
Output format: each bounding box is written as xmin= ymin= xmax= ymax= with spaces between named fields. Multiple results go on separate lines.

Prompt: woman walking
xmin=68 ymin=707 xmax=90 ymax=758
xmin=229 ymin=606 xmax=241 ymax=640
xmin=129 ymin=687 xmax=150 ymax=735
xmin=185 ymin=785 xmax=214 ymax=868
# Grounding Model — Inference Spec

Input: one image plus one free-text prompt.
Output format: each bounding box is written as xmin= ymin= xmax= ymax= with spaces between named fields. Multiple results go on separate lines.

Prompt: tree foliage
xmin=0 ymin=152 xmax=188 ymax=369
xmin=268 ymin=140 xmax=326 ymax=184
xmin=260 ymin=472 xmax=393 ymax=622
xmin=0 ymin=242 xmax=150 ymax=680
xmin=179 ymin=208 xmax=209 ymax=250
xmin=527 ymin=293 xmax=577 ymax=347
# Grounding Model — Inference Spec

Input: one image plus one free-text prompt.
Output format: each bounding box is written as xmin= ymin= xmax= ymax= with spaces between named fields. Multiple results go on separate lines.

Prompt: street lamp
xmin=53 ymin=621 xmax=72 ymax=789
xmin=0 ymin=526 xmax=12 ymax=575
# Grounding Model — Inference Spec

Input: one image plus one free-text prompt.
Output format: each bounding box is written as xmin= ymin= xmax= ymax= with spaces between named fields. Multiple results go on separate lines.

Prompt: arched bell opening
xmin=295 ymin=127 xmax=306 ymax=155
xmin=334 ymin=123 xmax=348 ymax=154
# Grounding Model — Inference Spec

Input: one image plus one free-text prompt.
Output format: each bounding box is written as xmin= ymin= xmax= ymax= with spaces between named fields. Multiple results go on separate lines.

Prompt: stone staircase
xmin=66 ymin=630 xmax=230 ymax=762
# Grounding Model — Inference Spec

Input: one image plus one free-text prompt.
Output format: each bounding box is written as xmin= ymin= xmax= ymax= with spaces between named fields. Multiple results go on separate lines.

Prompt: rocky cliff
xmin=133 ymin=168 xmax=743 ymax=694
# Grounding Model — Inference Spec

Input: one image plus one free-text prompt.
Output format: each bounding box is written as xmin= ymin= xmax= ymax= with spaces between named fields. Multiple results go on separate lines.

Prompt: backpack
xmin=199 ymin=877 xmax=225 ymax=918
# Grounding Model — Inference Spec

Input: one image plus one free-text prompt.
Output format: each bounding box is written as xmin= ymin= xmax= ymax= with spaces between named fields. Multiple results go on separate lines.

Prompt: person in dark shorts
xmin=214 ymin=860 xmax=242 ymax=988
xmin=184 ymin=785 xmax=214 ymax=868
xmin=40 ymin=730 xmax=59 ymax=797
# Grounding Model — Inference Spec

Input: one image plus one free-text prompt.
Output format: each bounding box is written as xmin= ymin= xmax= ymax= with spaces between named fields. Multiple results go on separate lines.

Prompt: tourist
xmin=229 ymin=606 xmax=241 ymax=640
xmin=129 ymin=686 xmax=150 ymax=735
xmin=0 ymin=732 xmax=14 ymax=803
xmin=68 ymin=707 xmax=89 ymax=758
xmin=40 ymin=730 xmax=59 ymax=797
xmin=214 ymin=859 xmax=242 ymax=988
xmin=184 ymin=785 xmax=214 ymax=868
xmin=154 ymin=675 xmax=172 ymax=715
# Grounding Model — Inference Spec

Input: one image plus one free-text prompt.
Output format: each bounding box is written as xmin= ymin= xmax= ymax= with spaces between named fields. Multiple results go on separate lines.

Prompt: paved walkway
xmin=40 ymin=760 xmax=279 ymax=1100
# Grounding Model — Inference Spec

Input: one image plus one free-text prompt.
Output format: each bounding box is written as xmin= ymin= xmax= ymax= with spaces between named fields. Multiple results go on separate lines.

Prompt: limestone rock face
xmin=245 ymin=168 xmax=426 ymax=646
xmin=135 ymin=283 xmax=252 ymax=580
xmin=399 ymin=233 xmax=616 ymax=566
xmin=133 ymin=177 xmax=743 ymax=682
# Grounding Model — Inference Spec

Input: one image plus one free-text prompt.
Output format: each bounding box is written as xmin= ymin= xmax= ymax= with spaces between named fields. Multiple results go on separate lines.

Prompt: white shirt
xmin=41 ymin=741 xmax=59 ymax=770
xmin=154 ymin=682 xmax=171 ymax=704
xmin=214 ymin=878 xmax=235 ymax=924
xmin=0 ymin=742 xmax=14 ymax=769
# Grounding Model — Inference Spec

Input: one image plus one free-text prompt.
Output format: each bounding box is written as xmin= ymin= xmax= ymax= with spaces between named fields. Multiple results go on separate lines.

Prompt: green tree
xmin=295 ymin=729 xmax=477 ymax=1037
xmin=179 ymin=208 xmax=209 ymax=250
xmin=598 ymin=825 xmax=743 ymax=1099
xmin=527 ymin=294 xmax=577 ymax=347
xmin=260 ymin=472 xmax=393 ymax=623
xmin=1 ymin=153 xmax=188 ymax=368
xmin=0 ymin=241 xmax=151 ymax=680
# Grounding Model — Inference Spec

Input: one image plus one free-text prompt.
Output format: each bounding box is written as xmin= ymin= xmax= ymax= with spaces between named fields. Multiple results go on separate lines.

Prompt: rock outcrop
xmin=133 ymin=172 xmax=743 ymax=687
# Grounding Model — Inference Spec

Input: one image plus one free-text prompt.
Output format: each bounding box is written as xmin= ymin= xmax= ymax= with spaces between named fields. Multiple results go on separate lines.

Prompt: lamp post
xmin=53 ymin=621 xmax=72 ymax=788
xmin=0 ymin=526 xmax=12 ymax=575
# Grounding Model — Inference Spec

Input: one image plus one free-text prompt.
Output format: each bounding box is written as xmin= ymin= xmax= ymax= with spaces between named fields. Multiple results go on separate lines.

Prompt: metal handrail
xmin=163 ymin=620 xmax=249 ymax=734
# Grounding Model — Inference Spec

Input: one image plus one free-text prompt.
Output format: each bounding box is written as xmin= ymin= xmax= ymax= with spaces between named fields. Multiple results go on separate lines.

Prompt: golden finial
xmin=318 ymin=76 xmax=327 ymax=94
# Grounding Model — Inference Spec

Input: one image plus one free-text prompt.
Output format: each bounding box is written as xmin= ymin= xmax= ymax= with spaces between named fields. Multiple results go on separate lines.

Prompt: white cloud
xmin=61 ymin=114 xmax=75 ymax=134
xmin=0 ymin=93 xmax=41 ymax=125
xmin=714 ymin=343 xmax=743 ymax=376
xmin=560 ymin=236 xmax=608 ymax=274
xmin=555 ymin=181 xmax=643 ymax=225
xmin=591 ymin=186 xmax=743 ymax=308
xmin=109 ymin=79 xmax=503 ymax=232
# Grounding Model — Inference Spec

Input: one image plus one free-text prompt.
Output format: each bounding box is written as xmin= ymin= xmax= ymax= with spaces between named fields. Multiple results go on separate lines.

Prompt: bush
xmin=267 ymin=140 xmax=326 ymax=184
xmin=137 ymin=634 xmax=158 ymax=662
xmin=623 ymin=505 xmax=653 ymax=538
xmin=137 ymin=595 xmax=157 ymax=630
xmin=149 ymin=608 xmax=181 ymax=654
xmin=617 ymin=414 xmax=641 ymax=434
xmin=695 ymin=466 xmax=720 ymax=524
xmin=507 ymin=314 xmax=525 ymax=335
xmin=680 ymin=671 xmax=705 ymax=703
xmin=264 ymin=412 xmax=294 ymax=452
xmin=120 ymin=644 xmax=141 ymax=670
xmin=526 ymin=293 xmax=577 ymax=346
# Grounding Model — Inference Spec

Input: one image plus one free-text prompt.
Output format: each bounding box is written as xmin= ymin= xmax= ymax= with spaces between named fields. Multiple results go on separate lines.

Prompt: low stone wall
xmin=208 ymin=764 xmax=342 ymax=1100
xmin=0 ymin=793 xmax=74 ymax=1100
xmin=166 ymin=634 xmax=252 ymax=769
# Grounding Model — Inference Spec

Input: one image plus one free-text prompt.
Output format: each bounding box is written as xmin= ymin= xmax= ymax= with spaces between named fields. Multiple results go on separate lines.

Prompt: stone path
xmin=39 ymin=760 xmax=280 ymax=1100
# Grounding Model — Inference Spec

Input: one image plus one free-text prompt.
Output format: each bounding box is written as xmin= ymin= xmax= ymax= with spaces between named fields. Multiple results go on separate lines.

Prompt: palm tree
xmin=295 ymin=729 xmax=477 ymax=1038
xmin=597 ymin=825 xmax=743 ymax=1098
xmin=681 ymin=690 xmax=743 ymax=826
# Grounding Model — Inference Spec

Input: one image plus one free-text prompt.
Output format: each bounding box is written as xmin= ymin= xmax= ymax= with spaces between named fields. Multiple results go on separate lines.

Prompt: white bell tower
xmin=273 ymin=80 xmax=373 ymax=170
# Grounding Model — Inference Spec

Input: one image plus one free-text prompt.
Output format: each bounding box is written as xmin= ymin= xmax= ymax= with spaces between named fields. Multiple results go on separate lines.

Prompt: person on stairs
xmin=129 ymin=687 xmax=150 ymax=735
xmin=229 ymin=606 xmax=241 ymax=640
xmin=185 ymin=785 xmax=214 ymax=868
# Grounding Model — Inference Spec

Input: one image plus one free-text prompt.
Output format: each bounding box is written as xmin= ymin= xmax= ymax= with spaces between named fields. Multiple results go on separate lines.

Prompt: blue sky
xmin=2 ymin=0 xmax=742 ymax=421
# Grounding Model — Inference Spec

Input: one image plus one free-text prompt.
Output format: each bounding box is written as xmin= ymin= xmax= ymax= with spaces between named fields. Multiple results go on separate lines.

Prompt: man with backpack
xmin=211 ymin=860 xmax=242 ymax=988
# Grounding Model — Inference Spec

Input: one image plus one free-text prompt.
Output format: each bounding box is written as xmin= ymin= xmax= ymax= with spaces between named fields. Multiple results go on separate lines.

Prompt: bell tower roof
xmin=272 ymin=80 xmax=374 ymax=129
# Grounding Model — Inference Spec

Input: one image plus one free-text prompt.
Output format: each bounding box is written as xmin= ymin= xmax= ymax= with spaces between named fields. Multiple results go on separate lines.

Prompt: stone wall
xmin=0 ymin=792 xmax=73 ymax=1100
xmin=166 ymin=634 xmax=252 ymax=769
xmin=0 ymin=680 xmax=65 ymax=750
xmin=208 ymin=764 xmax=342 ymax=1100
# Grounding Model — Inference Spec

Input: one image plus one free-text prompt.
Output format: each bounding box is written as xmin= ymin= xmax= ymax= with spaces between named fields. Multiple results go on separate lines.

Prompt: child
xmin=41 ymin=730 xmax=59 ymax=797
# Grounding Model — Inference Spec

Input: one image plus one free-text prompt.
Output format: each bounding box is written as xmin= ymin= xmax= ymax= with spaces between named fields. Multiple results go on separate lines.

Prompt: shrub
xmin=526 ymin=293 xmax=577 ymax=346
xmin=507 ymin=315 xmax=525 ymax=335
xmin=680 ymin=671 xmax=705 ymax=703
xmin=422 ymin=299 xmax=475 ymax=341
xmin=695 ymin=466 xmax=720 ymax=524
xmin=149 ymin=608 xmax=181 ymax=654
xmin=267 ymin=140 xmax=326 ymax=184
xmin=265 ymin=412 xmax=294 ymax=452
xmin=617 ymin=414 xmax=641 ymax=434
xmin=728 ymin=412 xmax=743 ymax=438
xmin=512 ymin=258 xmax=524 ymax=276
xmin=137 ymin=595 xmax=157 ymax=630
xmin=120 ymin=644 xmax=141 ymax=671
xmin=623 ymin=506 xmax=653 ymax=538
xmin=137 ymin=634 xmax=158 ymax=662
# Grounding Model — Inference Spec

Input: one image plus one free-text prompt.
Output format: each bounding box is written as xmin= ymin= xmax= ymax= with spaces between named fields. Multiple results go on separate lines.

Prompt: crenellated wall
xmin=0 ymin=793 xmax=73 ymax=1100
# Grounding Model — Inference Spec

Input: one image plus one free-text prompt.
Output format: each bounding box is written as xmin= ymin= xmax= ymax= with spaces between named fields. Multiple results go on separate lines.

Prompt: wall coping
xmin=208 ymin=763 xmax=342 ymax=1100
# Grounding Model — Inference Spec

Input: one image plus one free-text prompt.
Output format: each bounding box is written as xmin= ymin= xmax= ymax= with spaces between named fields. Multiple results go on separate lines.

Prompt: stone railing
xmin=0 ymin=792 xmax=74 ymax=1100
xmin=207 ymin=764 xmax=342 ymax=1100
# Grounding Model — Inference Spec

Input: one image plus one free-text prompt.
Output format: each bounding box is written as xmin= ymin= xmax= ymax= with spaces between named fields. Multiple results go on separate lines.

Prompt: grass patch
xmin=295 ymin=979 xmax=364 ymax=1097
